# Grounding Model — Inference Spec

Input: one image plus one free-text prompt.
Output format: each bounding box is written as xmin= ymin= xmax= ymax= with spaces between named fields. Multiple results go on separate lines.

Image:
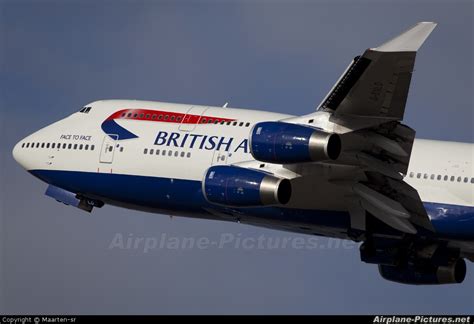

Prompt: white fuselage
xmin=12 ymin=100 xmax=474 ymax=241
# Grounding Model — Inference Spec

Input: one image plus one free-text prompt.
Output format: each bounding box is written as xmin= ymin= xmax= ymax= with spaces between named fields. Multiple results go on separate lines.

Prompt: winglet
xmin=374 ymin=22 xmax=437 ymax=52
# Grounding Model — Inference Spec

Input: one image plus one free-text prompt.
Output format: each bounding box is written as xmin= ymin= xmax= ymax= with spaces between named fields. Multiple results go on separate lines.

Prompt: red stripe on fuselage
xmin=106 ymin=109 xmax=236 ymax=125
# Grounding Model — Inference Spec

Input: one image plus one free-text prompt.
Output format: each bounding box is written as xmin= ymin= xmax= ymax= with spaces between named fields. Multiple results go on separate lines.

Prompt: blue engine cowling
xmin=203 ymin=165 xmax=291 ymax=207
xmin=378 ymin=258 xmax=466 ymax=285
xmin=249 ymin=121 xmax=341 ymax=164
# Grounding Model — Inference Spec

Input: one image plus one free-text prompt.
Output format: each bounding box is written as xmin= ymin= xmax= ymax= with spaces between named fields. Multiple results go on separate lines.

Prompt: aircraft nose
xmin=12 ymin=139 xmax=28 ymax=170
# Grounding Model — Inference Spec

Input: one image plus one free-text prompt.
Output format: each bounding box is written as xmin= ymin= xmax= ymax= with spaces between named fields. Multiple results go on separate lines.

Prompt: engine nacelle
xmin=203 ymin=165 xmax=291 ymax=207
xmin=378 ymin=258 xmax=466 ymax=285
xmin=249 ymin=121 xmax=341 ymax=164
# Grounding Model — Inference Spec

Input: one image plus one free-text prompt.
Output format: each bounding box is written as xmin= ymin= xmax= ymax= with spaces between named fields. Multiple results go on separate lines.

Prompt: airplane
xmin=12 ymin=22 xmax=474 ymax=285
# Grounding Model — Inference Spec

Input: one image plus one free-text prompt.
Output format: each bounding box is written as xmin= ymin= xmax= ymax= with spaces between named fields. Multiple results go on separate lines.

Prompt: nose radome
xmin=12 ymin=140 xmax=28 ymax=170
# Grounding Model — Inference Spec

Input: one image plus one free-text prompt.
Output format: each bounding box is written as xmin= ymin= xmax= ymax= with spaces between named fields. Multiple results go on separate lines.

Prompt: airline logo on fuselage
xmin=154 ymin=131 xmax=248 ymax=153
xmin=101 ymin=108 xmax=236 ymax=140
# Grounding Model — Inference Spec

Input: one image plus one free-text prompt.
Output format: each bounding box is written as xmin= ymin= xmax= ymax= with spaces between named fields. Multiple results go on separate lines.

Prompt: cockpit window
xmin=79 ymin=106 xmax=92 ymax=114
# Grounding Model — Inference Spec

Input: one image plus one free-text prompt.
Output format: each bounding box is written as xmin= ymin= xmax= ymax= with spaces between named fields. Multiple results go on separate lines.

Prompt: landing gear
xmin=76 ymin=195 xmax=104 ymax=213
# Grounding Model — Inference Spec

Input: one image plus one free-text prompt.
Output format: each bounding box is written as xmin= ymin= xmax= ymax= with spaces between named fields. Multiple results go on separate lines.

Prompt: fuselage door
xmin=99 ymin=134 xmax=118 ymax=163
xmin=179 ymin=106 xmax=208 ymax=132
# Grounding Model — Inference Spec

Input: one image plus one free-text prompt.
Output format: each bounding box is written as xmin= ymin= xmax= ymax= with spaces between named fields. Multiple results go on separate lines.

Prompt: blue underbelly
xmin=29 ymin=169 xmax=474 ymax=240
xmin=30 ymin=169 xmax=351 ymax=232
xmin=425 ymin=202 xmax=474 ymax=240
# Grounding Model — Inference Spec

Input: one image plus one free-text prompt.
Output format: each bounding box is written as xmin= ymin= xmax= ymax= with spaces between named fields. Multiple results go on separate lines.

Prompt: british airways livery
xmin=12 ymin=22 xmax=474 ymax=285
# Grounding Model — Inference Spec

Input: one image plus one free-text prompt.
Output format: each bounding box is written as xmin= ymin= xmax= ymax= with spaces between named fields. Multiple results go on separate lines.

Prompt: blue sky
xmin=1 ymin=0 xmax=473 ymax=314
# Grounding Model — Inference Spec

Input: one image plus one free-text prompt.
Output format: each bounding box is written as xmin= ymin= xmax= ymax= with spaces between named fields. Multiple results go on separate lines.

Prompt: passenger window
xmin=140 ymin=113 xmax=144 ymax=118
xmin=186 ymin=152 xmax=191 ymax=158
xmin=162 ymin=150 xmax=166 ymax=156
xmin=159 ymin=115 xmax=163 ymax=120
xmin=437 ymin=175 xmax=442 ymax=180
xmin=164 ymin=115 xmax=169 ymax=120
xmin=152 ymin=114 xmax=157 ymax=119
xmin=245 ymin=122 xmax=250 ymax=127
xmin=36 ymin=143 xmax=40 ymax=148
xmin=239 ymin=122 xmax=244 ymax=127
xmin=450 ymin=176 xmax=455 ymax=182
xmin=208 ymin=119 xmax=213 ymax=124
xmin=214 ymin=120 xmax=219 ymax=124
xmin=121 ymin=113 xmax=126 ymax=117
xmin=464 ymin=177 xmax=468 ymax=183
xmin=174 ymin=151 xmax=179 ymax=157
xmin=180 ymin=152 xmax=185 ymax=157
xmin=68 ymin=144 xmax=72 ymax=149
xmin=41 ymin=143 xmax=45 ymax=148
xmin=232 ymin=121 xmax=237 ymax=126
xmin=430 ymin=174 xmax=435 ymax=180
xmin=155 ymin=149 xmax=159 ymax=155
xmin=171 ymin=116 xmax=175 ymax=121
xmin=423 ymin=174 xmax=428 ymax=179
xmin=91 ymin=145 xmax=95 ymax=151
xmin=73 ymin=144 xmax=78 ymax=150
xmin=146 ymin=114 xmax=150 ymax=119
xmin=150 ymin=149 xmax=154 ymax=155
xmin=201 ymin=118 xmax=207 ymax=123
xmin=176 ymin=116 xmax=182 ymax=122
xmin=47 ymin=143 xmax=51 ymax=148
xmin=444 ymin=175 xmax=448 ymax=181
xmin=52 ymin=143 xmax=55 ymax=149
xmin=168 ymin=150 xmax=172 ymax=156
xmin=119 ymin=147 xmax=124 ymax=152
xmin=417 ymin=173 xmax=421 ymax=179
xmin=21 ymin=143 xmax=25 ymax=148
xmin=144 ymin=148 xmax=148 ymax=154
xmin=79 ymin=144 xmax=83 ymax=150
xmin=220 ymin=121 xmax=225 ymax=125
xmin=127 ymin=113 xmax=132 ymax=117
xmin=457 ymin=177 xmax=462 ymax=182
xmin=409 ymin=172 xmax=414 ymax=178
xmin=226 ymin=121 xmax=231 ymax=125
xmin=85 ymin=144 xmax=89 ymax=150
xmin=26 ymin=143 xmax=29 ymax=148
xmin=471 ymin=178 xmax=474 ymax=184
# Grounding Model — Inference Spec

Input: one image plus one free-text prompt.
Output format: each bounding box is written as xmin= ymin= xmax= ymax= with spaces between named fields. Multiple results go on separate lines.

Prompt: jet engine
xmin=249 ymin=121 xmax=341 ymax=164
xmin=203 ymin=165 xmax=291 ymax=207
xmin=378 ymin=258 xmax=466 ymax=285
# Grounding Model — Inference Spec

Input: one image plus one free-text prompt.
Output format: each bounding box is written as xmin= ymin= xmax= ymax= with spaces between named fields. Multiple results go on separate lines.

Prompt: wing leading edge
xmin=318 ymin=22 xmax=437 ymax=124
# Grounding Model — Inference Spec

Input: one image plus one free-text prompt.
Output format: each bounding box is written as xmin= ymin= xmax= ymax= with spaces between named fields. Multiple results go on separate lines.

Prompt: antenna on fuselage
xmin=222 ymin=102 xmax=229 ymax=108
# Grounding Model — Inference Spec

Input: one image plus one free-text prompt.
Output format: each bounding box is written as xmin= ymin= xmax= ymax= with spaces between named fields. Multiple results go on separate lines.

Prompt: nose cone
xmin=12 ymin=140 xmax=28 ymax=170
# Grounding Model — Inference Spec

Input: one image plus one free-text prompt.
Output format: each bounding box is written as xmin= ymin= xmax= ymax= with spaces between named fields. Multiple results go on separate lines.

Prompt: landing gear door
xmin=99 ymin=134 xmax=118 ymax=164
xmin=179 ymin=106 xmax=208 ymax=132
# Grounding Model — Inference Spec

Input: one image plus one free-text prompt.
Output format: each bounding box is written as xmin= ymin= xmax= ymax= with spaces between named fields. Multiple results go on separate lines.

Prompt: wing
xmin=282 ymin=22 xmax=438 ymax=235
xmin=318 ymin=22 xmax=436 ymax=126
